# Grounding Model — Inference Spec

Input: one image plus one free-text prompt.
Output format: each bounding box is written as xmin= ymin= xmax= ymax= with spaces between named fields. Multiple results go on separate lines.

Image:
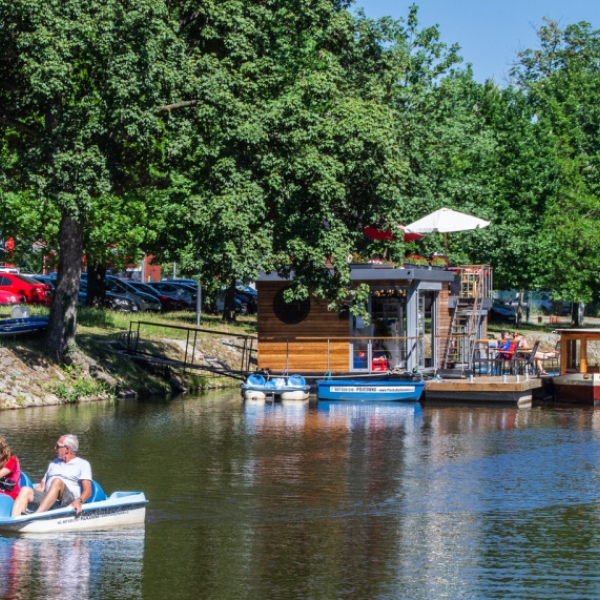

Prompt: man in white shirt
xmin=11 ymin=434 xmax=92 ymax=516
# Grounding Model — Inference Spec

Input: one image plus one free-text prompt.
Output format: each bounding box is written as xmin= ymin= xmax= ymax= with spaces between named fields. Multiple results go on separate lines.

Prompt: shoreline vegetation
xmin=0 ymin=308 xmax=257 ymax=411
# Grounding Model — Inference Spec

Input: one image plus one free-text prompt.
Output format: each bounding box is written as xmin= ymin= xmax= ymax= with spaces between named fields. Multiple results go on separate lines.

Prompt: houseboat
xmin=255 ymin=264 xmax=494 ymax=396
xmin=552 ymin=329 xmax=600 ymax=405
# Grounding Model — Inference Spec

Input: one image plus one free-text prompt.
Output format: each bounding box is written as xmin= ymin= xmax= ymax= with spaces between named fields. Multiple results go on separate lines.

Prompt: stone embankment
xmin=0 ymin=333 xmax=244 ymax=411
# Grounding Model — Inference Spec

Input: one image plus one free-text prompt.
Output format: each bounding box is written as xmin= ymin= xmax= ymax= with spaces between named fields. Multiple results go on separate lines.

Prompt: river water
xmin=1 ymin=395 xmax=600 ymax=599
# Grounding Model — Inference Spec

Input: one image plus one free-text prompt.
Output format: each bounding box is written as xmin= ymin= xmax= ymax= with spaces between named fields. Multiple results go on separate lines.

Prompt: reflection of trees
xmin=237 ymin=404 xmax=420 ymax=599
xmin=0 ymin=529 xmax=144 ymax=599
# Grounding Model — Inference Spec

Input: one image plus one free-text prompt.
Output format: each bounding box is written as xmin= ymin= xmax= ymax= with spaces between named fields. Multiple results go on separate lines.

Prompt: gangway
xmin=124 ymin=321 xmax=257 ymax=380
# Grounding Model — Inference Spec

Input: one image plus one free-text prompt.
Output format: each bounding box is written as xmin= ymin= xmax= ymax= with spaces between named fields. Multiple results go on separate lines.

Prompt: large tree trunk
xmin=222 ymin=278 xmax=237 ymax=322
xmin=86 ymin=260 xmax=106 ymax=309
xmin=46 ymin=212 xmax=84 ymax=361
xmin=571 ymin=302 xmax=584 ymax=327
xmin=515 ymin=289 xmax=524 ymax=327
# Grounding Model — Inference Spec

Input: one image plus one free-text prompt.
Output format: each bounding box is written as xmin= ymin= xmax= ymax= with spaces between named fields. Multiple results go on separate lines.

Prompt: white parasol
xmin=404 ymin=207 xmax=490 ymax=251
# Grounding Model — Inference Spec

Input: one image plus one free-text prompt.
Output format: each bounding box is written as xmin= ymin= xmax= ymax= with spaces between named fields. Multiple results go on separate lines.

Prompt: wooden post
xmin=580 ymin=337 xmax=588 ymax=373
xmin=560 ymin=337 xmax=568 ymax=375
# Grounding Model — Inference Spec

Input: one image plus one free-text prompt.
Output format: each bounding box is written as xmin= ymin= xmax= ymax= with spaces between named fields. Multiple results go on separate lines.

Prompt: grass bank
xmin=0 ymin=307 xmax=256 ymax=408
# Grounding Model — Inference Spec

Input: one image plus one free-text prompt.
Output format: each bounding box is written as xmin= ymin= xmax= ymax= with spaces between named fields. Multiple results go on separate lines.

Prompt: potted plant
xmin=430 ymin=257 xmax=447 ymax=270
xmin=411 ymin=256 xmax=429 ymax=268
xmin=348 ymin=253 xmax=374 ymax=269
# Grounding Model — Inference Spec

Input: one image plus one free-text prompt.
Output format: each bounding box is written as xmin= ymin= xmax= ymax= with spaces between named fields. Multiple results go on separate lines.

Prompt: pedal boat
xmin=0 ymin=476 xmax=147 ymax=534
xmin=241 ymin=373 xmax=310 ymax=401
xmin=0 ymin=317 xmax=49 ymax=336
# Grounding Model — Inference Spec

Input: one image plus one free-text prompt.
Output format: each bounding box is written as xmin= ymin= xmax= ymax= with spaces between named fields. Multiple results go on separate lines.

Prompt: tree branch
xmin=0 ymin=115 xmax=37 ymax=136
xmin=158 ymin=100 xmax=200 ymax=112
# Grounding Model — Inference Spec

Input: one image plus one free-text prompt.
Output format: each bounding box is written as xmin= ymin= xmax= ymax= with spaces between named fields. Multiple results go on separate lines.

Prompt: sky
xmin=356 ymin=0 xmax=600 ymax=82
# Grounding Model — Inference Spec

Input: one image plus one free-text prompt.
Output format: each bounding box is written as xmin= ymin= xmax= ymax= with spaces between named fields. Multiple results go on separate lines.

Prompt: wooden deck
xmin=424 ymin=375 xmax=552 ymax=406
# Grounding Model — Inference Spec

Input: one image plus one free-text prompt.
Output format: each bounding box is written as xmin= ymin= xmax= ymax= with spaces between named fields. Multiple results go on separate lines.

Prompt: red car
xmin=0 ymin=290 xmax=26 ymax=305
xmin=0 ymin=273 xmax=53 ymax=306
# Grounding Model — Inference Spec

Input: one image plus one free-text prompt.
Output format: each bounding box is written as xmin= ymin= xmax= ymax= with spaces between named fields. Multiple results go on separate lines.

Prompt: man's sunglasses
xmin=54 ymin=443 xmax=67 ymax=449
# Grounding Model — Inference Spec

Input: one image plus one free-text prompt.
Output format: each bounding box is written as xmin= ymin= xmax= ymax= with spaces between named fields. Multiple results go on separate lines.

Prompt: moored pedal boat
xmin=316 ymin=373 xmax=425 ymax=402
xmin=0 ymin=480 xmax=147 ymax=534
xmin=0 ymin=317 xmax=49 ymax=336
xmin=241 ymin=373 xmax=310 ymax=401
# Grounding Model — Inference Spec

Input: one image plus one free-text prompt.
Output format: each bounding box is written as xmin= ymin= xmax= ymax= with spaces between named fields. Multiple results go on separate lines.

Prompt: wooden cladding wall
xmin=436 ymin=289 xmax=453 ymax=369
xmin=257 ymin=282 xmax=350 ymax=372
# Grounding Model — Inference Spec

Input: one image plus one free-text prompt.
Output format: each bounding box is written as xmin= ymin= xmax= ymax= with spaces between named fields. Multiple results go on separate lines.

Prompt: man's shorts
xmin=27 ymin=484 xmax=77 ymax=511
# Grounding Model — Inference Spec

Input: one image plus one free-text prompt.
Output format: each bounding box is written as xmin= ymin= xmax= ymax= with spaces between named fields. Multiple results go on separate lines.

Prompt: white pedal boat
xmin=241 ymin=373 xmax=310 ymax=401
xmin=0 ymin=476 xmax=147 ymax=534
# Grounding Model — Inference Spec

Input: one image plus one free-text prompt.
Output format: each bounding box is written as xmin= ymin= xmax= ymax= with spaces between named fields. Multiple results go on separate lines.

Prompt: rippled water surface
xmin=1 ymin=395 xmax=600 ymax=599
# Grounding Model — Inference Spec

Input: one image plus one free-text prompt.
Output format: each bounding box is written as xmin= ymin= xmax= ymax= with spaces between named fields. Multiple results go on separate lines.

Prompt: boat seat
xmin=247 ymin=373 xmax=266 ymax=387
xmin=0 ymin=494 xmax=13 ymax=517
xmin=20 ymin=472 xmax=34 ymax=488
xmin=288 ymin=374 xmax=306 ymax=387
xmin=86 ymin=480 xmax=107 ymax=503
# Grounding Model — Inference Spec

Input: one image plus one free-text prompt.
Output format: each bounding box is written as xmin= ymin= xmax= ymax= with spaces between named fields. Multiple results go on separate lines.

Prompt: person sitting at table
xmin=497 ymin=331 xmax=513 ymax=355
xmin=513 ymin=333 xmax=558 ymax=375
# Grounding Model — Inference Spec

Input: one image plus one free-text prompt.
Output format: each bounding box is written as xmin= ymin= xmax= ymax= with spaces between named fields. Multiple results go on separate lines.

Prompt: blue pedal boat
xmin=241 ymin=373 xmax=310 ymax=401
xmin=316 ymin=373 xmax=425 ymax=402
xmin=0 ymin=473 xmax=147 ymax=534
xmin=0 ymin=317 xmax=49 ymax=336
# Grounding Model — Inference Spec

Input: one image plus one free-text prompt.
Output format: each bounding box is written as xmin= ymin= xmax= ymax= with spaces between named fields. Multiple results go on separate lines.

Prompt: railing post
xmin=127 ymin=321 xmax=133 ymax=354
xmin=240 ymin=336 xmax=247 ymax=372
xmin=183 ymin=329 xmax=190 ymax=374
xmin=327 ymin=339 xmax=330 ymax=372
xmin=286 ymin=338 xmax=289 ymax=374
xmin=135 ymin=322 xmax=141 ymax=355
xmin=191 ymin=330 xmax=198 ymax=369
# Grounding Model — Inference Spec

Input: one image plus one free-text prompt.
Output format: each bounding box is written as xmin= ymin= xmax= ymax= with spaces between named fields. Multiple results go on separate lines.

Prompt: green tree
xmin=512 ymin=19 xmax=600 ymax=323
xmin=154 ymin=4 xmax=468 ymax=318
xmin=0 ymin=0 xmax=185 ymax=358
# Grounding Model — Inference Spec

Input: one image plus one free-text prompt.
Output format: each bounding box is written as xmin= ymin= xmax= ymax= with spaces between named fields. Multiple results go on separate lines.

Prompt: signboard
xmin=329 ymin=386 xmax=415 ymax=394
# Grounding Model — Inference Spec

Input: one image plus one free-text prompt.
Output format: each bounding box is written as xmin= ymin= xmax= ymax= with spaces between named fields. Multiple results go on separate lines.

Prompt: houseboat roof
xmin=258 ymin=266 xmax=456 ymax=284
xmin=553 ymin=329 xmax=600 ymax=337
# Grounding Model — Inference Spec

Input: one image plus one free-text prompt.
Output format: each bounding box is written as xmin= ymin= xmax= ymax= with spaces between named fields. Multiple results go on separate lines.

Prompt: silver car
xmin=106 ymin=276 xmax=162 ymax=312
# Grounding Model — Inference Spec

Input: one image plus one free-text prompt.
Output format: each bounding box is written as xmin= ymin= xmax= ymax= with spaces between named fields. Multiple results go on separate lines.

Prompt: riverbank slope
xmin=0 ymin=309 xmax=256 ymax=410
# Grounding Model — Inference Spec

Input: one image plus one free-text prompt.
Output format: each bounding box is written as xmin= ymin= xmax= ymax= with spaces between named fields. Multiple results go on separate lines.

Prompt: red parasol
xmin=362 ymin=225 xmax=423 ymax=243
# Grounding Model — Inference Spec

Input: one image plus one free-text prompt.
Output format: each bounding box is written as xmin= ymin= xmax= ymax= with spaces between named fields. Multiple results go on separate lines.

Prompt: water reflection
xmin=4 ymin=395 xmax=600 ymax=599
xmin=0 ymin=527 xmax=144 ymax=600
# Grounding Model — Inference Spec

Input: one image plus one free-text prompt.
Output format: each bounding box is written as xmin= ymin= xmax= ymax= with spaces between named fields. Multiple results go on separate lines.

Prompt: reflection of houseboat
xmin=256 ymin=264 xmax=493 ymax=384
xmin=552 ymin=329 xmax=600 ymax=405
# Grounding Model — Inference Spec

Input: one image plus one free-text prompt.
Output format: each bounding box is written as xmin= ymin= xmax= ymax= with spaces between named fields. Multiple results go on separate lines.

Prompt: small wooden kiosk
xmin=256 ymin=264 xmax=493 ymax=376
xmin=553 ymin=329 xmax=600 ymax=405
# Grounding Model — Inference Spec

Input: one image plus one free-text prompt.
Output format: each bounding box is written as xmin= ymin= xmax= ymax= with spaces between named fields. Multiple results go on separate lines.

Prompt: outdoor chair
xmin=494 ymin=340 xmax=520 ymax=375
xmin=540 ymin=341 xmax=560 ymax=374
xmin=514 ymin=341 xmax=540 ymax=375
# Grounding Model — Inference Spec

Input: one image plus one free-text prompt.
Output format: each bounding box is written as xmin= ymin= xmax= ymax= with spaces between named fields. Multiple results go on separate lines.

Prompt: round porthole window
xmin=273 ymin=287 xmax=311 ymax=325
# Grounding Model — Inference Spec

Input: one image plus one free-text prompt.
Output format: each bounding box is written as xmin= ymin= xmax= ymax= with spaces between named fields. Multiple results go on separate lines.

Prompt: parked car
xmin=106 ymin=276 xmax=162 ymax=312
xmin=489 ymin=302 xmax=516 ymax=322
xmin=79 ymin=281 xmax=138 ymax=312
xmin=0 ymin=290 xmax=26 ymax=305
xmin=147 ymin=282 xmax=196 ymax=308
xmin=127 ymin=282 xmax=188 ymax=312
xmin=538 ymin=293 xmax=571 ymax=316
xmin=0 ymin=273 xmax=53 ymax=306
xmin=213 ymin=282 xmax=257 ymax=315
